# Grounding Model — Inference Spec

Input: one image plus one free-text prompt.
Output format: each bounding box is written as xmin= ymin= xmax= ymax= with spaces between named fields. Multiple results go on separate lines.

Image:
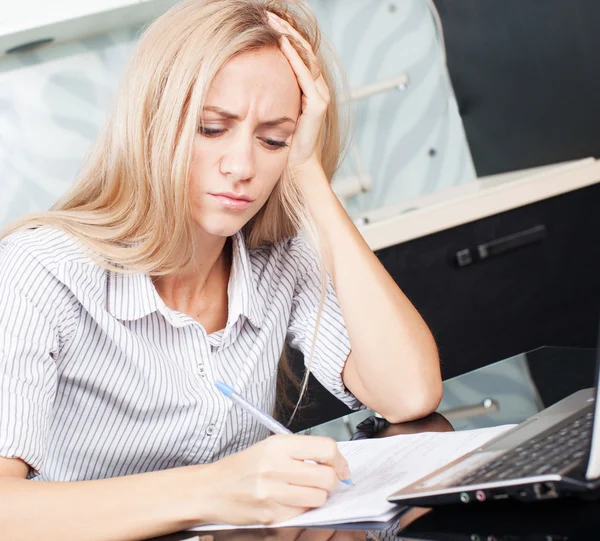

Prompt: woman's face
xmin=189 ymin=46 xmax=302 ymax=239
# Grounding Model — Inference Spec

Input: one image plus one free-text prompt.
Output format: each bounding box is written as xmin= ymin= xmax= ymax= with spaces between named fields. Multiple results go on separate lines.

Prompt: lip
xmin=209 ymin=192 xmax=254 ymax=210
xmin=211 ymin=192 xmax=253 ymax=202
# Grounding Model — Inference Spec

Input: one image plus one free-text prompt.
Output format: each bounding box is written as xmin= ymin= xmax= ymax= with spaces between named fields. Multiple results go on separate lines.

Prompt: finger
xmin=267 ymin=12 xmax=314 ymax=54
xmin=275 ymin=529 xmax=306 ymax=541
xmin=280 ymin=36 xmax=323 ymax=106
xmin=273 ymin=482 xmax=330 ymax=508
xmin=278 ymin=435 xmax=351 ymax=481
xmin=314 ymin=76 xmax=331 ymax=101
xmin=284 ymin=457 xmax=339 ymax=493
xmin=267 ymin=13 xmax=322 ymax=80
xmin=265 ymin=504 xmax=311 ymax=526
xmin=296 ymin=529 xmax=338 ymax=541
xmin=251 ymin=502 xmax=310 ymax=527
xmin=329 ymin=532 xmax=360 ymax=541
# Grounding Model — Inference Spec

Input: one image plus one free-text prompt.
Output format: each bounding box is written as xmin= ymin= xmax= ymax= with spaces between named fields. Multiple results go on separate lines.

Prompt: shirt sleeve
xmin=285 ymin=235 xmax=363 ymax=410
xmin=0 ymin=241 xmax=61 ymax=475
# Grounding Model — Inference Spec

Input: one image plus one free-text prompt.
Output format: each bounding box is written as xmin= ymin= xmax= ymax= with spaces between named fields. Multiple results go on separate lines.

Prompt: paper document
xmin=189 ymin=424 xmax=515 ymax=531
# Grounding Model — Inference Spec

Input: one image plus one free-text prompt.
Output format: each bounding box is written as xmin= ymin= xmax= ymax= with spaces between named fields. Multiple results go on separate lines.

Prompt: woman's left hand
xmin=267 ymin=12 xmax=330 ymax=175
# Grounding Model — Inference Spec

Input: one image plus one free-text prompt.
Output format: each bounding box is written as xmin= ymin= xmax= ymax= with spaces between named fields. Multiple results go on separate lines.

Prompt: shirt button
xmin=206 ymin=425 xmax=216 ymax=436
xmin=198 ymin=366 xmax=205 ymax=376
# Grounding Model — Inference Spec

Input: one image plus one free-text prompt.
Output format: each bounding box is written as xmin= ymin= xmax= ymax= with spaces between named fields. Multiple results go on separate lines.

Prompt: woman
xmin=0 ymin=0 xmax=442 ymax=538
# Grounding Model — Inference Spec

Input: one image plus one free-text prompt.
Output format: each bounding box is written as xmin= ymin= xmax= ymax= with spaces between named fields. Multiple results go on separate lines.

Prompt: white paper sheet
xmin=189 ymin=424 xmax=515 ymax=531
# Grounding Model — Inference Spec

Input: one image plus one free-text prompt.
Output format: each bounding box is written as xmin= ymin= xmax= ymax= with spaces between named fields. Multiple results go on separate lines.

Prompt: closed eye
xmin=261 ymin=138 xmax=289 ymax=149
xmin=199 ymin=127 xmax=225 ymax=137
xmin=199 ymin=126 xmax=289 ymax=149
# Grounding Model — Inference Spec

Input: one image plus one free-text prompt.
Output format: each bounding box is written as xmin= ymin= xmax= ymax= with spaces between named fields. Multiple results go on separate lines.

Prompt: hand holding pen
xmin=191 ymin=383 xmax=353 ymax=526
xmin=216 ymin=381 xmax=354 ymax=486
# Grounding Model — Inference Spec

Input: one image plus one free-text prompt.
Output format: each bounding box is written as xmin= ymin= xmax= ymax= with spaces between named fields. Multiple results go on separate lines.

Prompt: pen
xmin=215 ymin=380 xmax=353 ymax=486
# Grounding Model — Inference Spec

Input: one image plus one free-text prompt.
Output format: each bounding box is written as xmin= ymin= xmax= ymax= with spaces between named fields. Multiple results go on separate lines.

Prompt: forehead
xmin=205 ymin=47 xmax=301 ymax=118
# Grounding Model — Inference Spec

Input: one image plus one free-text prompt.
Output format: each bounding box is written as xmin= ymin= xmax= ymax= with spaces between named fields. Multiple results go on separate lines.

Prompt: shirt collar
xmin=106 ymin=270 xmax=159 ymax=322
xmin=106 ymin=231 xmax=266 ymax=328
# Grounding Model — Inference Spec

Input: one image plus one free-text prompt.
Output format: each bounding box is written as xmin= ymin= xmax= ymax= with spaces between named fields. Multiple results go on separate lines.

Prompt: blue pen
xmin=215 ymin=380 xmax=353 ymax=486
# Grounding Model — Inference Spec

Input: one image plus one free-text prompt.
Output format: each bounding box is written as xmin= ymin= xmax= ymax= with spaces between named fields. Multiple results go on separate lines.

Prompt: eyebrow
xmin=202 ymin=106 xmax=296 ymax=126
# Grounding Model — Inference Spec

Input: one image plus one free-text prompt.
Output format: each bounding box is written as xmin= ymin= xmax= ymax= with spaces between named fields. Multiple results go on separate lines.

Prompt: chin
xmin=195 ymin=218 xmax=246 ymax=239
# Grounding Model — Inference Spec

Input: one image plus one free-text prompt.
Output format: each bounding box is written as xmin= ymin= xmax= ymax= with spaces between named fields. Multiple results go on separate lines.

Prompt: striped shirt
xmin=0 ymin=227 xmax=361 ymax=482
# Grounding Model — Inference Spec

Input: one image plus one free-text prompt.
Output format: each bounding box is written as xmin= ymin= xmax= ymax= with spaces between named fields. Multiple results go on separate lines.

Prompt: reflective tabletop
xmin=150 ymin=346 xmax=600 ymax=541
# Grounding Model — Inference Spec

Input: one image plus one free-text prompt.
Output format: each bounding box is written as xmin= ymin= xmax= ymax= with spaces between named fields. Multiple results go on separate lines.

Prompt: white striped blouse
xmin=0 ymin=227 xmax=361 ymax=482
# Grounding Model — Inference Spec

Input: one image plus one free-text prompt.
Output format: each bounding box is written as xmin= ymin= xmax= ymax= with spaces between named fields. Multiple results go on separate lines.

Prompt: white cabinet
xmin=0 ymin=0 xmax=178 ymax=56
xmin=1 ymin=1 xmax=133 ymax=33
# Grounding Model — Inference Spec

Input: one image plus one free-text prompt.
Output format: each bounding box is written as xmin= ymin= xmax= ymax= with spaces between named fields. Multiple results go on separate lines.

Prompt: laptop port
xmin=534 ymin=482 xmax=558 ymax=499
xmin=487 ymin=488 xmax=509 ymax=500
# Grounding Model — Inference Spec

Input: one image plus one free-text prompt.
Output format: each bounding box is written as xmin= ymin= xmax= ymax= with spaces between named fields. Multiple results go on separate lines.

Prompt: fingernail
xmin=342 ymin=463 xmax=352 ymax=480
xmin=268 ymin=13 xmax=286 ymax=29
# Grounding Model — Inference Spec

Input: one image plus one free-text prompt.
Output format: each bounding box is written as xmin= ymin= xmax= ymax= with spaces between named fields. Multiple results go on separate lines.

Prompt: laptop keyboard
xmin=455 ymin=409 xmax=594 ymax=486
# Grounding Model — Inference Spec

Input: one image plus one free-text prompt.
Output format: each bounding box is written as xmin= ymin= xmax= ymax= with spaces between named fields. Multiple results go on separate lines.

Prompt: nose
xmin=220 ymin=132 xmax=255 ymax=182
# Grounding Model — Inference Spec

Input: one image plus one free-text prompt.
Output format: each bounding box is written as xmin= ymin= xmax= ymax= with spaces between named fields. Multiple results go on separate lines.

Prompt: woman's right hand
xmin=191 ymin=434 xmax=352 ymax=526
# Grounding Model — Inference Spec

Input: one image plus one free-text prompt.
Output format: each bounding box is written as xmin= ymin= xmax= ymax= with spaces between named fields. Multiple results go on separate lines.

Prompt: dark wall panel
xmin=434 ymin=0 xmax=600 ymax=176
xmin=283 ymin=183 xmax=600 ymax=432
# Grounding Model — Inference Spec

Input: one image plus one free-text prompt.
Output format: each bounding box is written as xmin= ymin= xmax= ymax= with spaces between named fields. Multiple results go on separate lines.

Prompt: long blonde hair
xmin=2 ymin=0 xmax=349 ymax=424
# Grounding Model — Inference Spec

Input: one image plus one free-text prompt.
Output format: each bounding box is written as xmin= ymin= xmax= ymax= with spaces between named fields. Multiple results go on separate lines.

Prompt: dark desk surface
xmin=151 ymin=346 xmax=600 ymax=541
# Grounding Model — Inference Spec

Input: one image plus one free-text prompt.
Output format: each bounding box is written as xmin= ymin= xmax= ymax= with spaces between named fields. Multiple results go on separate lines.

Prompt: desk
xmin=149 ymin=346 xmax=599 ymax=541
xmin=356 ymin=157 xmax=600 ymax=251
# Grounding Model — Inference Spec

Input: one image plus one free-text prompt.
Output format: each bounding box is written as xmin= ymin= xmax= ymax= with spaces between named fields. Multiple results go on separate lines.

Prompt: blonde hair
xmin=2 ymin=0 xmax=349 ymax=425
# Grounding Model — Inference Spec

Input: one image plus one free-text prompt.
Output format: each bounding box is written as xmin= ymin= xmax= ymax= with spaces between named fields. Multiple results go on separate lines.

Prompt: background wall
xmin=0 ymin=0 xmax=476 ymax=229
xmin=0 ymin=27 xmax=138 ymax=227
xmin=311 ymin=0 xmax=476 ymax=214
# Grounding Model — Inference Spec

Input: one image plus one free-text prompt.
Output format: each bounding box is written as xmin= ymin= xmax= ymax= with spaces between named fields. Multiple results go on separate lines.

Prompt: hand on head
xmin=265 ymin=12 xmax=330 ymax=175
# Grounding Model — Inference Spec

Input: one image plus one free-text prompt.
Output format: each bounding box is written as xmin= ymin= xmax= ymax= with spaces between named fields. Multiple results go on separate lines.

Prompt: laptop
xmin=388 ymin=326 xmax=600 ymax=506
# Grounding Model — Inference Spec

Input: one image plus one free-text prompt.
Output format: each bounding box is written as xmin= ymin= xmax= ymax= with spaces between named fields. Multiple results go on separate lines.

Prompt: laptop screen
xmin=585 ymin=320 xmax=600 ymax=480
